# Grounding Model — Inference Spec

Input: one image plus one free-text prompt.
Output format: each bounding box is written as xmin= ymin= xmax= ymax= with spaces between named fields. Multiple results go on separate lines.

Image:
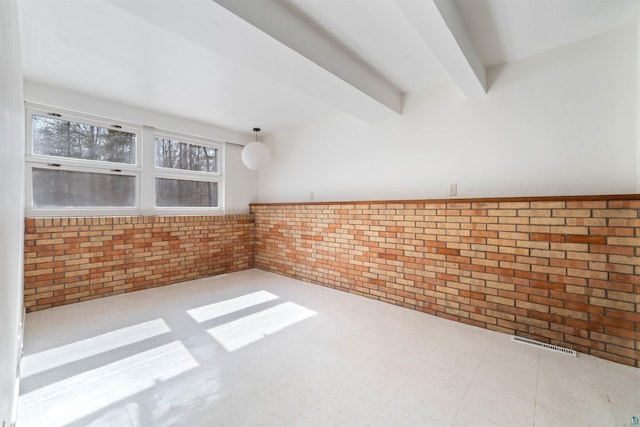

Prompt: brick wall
xmin=24 ymin=215 xmax=255 ymax=312
xmin=251 ymin=197 xmax=640 ymax=367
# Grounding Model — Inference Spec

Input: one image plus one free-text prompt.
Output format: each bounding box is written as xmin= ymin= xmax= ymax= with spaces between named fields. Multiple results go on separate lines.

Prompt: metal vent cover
xmin=512 ymin=336 xmax=577 ymax=357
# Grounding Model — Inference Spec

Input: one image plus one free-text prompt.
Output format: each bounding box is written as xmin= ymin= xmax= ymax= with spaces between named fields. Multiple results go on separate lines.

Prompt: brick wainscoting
xmin=24 ymin=215 xmax=255 ymax=312
xmin=252 ymin=197 xmax=640 ymax=367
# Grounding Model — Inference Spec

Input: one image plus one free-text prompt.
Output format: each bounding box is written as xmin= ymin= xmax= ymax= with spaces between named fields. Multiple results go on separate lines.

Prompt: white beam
xmin=212 ymin=0 xmax=402 ymax=119
xmin=396 ymin=0 xmax=486 ymax=98
xmin=109 ymin=0 xmax=401 ymax=122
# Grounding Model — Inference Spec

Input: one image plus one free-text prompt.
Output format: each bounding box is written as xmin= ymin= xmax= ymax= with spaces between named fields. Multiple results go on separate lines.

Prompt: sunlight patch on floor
xmin=21 ymin=319 xmax=171 ymax=377
xmin=19 ymin=341 xmax=198 ymax=427
xmin=208 ymin=301 xmax=317 ymax=352
xmin=187 ymin=290 xmax=279 ymax=323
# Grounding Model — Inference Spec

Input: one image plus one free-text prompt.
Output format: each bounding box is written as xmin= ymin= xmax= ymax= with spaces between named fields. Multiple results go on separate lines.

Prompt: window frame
xmin=25 ymin=105 xmax=142 ymax=217
xmin=25 ymin=104 xmax=225 ymax=217
xmin=151 ymin=131 xmax=224 ymax=215
xmin=26 ymin=162 xmax=140 ymax=215
xmin=27 ymin=109 xmax=140 ymax=167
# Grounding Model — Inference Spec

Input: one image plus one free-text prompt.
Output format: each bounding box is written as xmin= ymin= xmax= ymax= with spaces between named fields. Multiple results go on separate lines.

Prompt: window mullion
xmin=140 ymin=126 xmax=156 ymax=215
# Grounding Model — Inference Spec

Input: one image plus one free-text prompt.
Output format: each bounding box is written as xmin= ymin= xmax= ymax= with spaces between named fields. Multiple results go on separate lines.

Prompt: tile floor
xmin=17 ymin=269 xmax=640 ymax=427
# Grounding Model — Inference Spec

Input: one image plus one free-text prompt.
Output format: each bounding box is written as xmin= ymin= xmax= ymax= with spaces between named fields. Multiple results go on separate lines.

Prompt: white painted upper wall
xmin=0 ymin=0 xmax=25 ymax=423
xmin=259 ymin=24 xmax=637 ymax=203
xmin=225 ymin=143 xmax=259 ymax=214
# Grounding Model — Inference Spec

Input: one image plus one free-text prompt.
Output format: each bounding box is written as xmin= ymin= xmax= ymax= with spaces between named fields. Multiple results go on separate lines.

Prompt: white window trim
xmin=151 ymin=129 xmax=224 ymax=215
xmin=25 ymin=105 xmax=226 ymax=217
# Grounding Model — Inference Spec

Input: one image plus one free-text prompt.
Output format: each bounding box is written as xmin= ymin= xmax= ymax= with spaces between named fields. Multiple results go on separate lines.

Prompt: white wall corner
xmin=0 ymin=0 xmax=25 ymax=424
xmin=637 ymin=17 xmax=640 ymax=193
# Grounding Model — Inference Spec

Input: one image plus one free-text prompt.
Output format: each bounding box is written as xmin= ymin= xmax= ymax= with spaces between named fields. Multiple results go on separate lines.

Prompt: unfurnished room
xmin=1 ymin=0 xmax=639 ymax=426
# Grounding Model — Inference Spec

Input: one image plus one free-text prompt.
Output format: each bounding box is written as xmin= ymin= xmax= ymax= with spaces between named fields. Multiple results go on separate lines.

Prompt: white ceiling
xmin=19 ymin=0 xmax=639 ymax=136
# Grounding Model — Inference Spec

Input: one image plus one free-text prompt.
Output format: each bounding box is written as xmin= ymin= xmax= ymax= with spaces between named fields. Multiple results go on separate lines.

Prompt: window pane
xmin=155 ymin=138 xmax=218 ymax=173
xmin=156 ymin=178 xmax=218 ymax=207
xmin=32 ymin=115 xmax=136 ymax=164
xmin=32 ymin=169 xmax=135 ymax=208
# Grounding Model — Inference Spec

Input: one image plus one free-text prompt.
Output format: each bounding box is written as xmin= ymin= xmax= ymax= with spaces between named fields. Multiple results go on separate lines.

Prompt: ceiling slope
xmin=111 ymin=0 xmax=402 ymax=123
xmin=282 ymin=0 xmax=451 ymax=94
xmin=455 ymin=0 xmax=640 ymax=67
xmin=213 ymin=0 xmax=487 ymax=105
xmin=113 ymin=0 xmax=485 ymax=121
xmin=212 ymin=0 xmax=403 ymax=121
xmin=20 ymin=0 xmax=640 ymax=134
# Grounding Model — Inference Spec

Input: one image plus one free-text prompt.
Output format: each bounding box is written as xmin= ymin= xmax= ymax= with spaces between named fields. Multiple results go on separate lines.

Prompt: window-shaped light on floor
xmin=207 ymin=302 xmax=317 ymax=352
xmin=187 ymin=290 xmax=279 ymax=323
xmin=18 ymin=341 xmax=199 ymax=427
xmin=21 ymin=319 xmax=171 ymax=378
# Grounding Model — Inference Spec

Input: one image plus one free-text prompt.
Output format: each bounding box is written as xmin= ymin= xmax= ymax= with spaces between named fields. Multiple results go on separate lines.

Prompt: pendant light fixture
xmin=241 ymin=127 xmax=271 ymax=171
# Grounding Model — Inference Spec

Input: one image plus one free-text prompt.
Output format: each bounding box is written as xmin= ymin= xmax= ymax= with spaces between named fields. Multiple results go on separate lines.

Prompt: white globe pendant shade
xmin=242 ymin=128 xmax=271 ymax=170
xmin=241 ymin=141 xmax=271 ymax=171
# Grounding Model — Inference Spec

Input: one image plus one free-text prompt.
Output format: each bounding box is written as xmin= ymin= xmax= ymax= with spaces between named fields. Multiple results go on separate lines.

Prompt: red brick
xmin=566 ymin=235 xmax=607 ymax=244
xmin=531 ymin=233 xmax=565 ymax=242
xmin=25 ymin=215 xmax=255 ymax=312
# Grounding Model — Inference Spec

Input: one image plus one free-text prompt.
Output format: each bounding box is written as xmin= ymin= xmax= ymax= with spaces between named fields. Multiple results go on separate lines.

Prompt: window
xmin=31 ymin=114 xmax=136 ymax=164
xmin=26 ymin=108 xmax=140 ymax=215
xmin=32 ymin=169 xmax=136 ymax=208
xmin=26 ymin=105 xmax=225 ymax=216
xmin=153 ymin=136 xmax=222 ymax=209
